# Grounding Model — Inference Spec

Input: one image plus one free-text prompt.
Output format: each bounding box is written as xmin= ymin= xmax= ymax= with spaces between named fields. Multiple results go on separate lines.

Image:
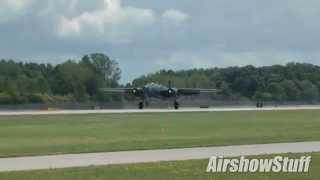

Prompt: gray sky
xmin=1 ymin=0 xmax=320 ymax=83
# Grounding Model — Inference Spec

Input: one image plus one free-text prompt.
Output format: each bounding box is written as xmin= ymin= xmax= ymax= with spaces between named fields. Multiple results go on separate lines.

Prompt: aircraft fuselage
xmin=141 ymin=83 xmax=178 ymax=99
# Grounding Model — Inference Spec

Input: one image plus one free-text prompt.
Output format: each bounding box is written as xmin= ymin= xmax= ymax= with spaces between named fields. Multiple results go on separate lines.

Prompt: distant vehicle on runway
xmin=101 ymin=81 xmax=220 ymax=109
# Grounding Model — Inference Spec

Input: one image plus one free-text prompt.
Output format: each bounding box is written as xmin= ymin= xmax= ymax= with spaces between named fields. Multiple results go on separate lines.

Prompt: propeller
xmin=131 ymin=88 xmax=143 ymax=97
xmin=167 ymin=80 xmax=176 ymax=96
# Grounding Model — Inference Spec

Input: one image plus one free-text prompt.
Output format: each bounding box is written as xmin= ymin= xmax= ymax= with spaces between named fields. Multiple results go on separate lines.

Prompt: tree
xmin=80 ymin=53 xmax=121 ymax=97
xmin=280 ymin=80 xmax=300 ymax=101
xmin=0 ymin=54 xmax=122 ymax=104
xmin=267 ymin=82 xmax=287 ymax=101
xmin=297 ymin=80 xmax=319 ymax=101
xmin=81 ymin=53 xmax=121 ymax=82
xmin=52 ymin=60 xmax=92 ymax=101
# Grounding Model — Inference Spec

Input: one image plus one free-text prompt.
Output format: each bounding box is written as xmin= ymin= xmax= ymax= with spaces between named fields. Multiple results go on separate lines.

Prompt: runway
xmin=0 ymin=105 xmax=320 ymax=116
xmin=0 ymin=141 xmax=319 ymax=172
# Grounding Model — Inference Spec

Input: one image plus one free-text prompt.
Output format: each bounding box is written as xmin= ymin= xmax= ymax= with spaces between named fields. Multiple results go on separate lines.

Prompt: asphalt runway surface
xmin=0 ymin=141 xmax=319 ymax=172
xmin=0 ymin=105 xmax=320 ymax=116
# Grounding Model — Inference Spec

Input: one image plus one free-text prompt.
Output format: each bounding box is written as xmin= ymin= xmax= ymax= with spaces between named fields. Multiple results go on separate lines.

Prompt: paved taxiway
xmin=0 ymin=105 xmax=320 ymax=116
xmin=0 ymin=141 xmax=319 ymax=172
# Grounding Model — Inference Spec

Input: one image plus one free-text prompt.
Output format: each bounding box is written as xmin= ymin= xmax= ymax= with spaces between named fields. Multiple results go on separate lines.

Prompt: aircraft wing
xmin=177 ymin=88 xmax=220 ymax=95
xmin=100 ymin=88 xmax=134 ymax=93
xmin=100 ymin=88 xmax=144 ymax=96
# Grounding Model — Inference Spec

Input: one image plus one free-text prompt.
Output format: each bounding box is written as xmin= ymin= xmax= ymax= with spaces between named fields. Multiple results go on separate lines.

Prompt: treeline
xmin=1 ymin=55 xmax=320 ymax=105
xmin=132 ymin=63 xmax=320 ymax=102
xmin=0 ymin=53 xmax=121 ymax=104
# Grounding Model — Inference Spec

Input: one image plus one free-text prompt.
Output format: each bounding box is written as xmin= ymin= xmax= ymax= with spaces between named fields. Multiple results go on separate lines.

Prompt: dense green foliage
xmin=0 ymin=53 xmax=121 ymax=104
xmin=133 ymin=63 xmax=320 ymax=101
xmin=0 ymin=110 xmax=319 ymax=157
xmin=1 ymin=54 xmax=320 ymax=105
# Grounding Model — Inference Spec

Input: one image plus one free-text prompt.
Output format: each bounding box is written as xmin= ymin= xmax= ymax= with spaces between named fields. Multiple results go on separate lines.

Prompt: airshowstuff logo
xmin=207 ymin=156 xmax=311 ymax=173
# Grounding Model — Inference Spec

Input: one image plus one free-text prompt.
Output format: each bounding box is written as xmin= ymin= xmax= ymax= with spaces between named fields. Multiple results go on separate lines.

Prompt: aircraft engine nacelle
xmin=160 ymin=88 xmax=177 ymax=98
xmin=131 ymin=88 xmax=144 ymax=97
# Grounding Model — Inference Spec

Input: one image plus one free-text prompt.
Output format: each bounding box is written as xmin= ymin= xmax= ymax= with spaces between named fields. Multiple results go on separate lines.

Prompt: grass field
xmin=0 ymin=153 xmax=318 ymax=180
xmin=0 ymin=110 xmax=320 ymax=157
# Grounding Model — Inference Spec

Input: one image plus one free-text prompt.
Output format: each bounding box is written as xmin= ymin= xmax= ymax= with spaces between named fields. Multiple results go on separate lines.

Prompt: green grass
xmin=0 ymin=110 xmax=320 ymax=157
xmin=0 ymin=153 xmax=318 ymax=180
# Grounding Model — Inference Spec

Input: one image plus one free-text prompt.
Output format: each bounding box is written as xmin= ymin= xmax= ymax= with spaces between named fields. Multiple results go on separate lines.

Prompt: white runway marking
xmin=0 ymin=106 xmax=320 ymax=116
xmin=0 ymin=141 xmax=319 ymax=172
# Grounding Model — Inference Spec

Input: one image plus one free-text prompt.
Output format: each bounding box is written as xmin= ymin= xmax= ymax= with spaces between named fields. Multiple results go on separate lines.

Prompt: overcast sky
xmin=1 ymin=0 xmax=320 ymax=83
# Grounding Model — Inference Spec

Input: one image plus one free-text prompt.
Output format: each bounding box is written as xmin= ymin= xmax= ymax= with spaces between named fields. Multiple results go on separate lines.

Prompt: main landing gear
xmin=138 ymin=100 xmax=149 ymax=109
xmin=174 ymin=100 xmax=180 ymax=110
xmin=138 ymin=102 xmax=144 ymax=109
xmin=138 ymin=100 xmax=180 ymax=110
xmin=256 ymin=101 xmax=264 ymax=108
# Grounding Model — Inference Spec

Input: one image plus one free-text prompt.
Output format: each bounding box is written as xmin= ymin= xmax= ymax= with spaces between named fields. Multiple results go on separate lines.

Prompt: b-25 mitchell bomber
xmin=101 ymin=81 xmax=220 ymax=109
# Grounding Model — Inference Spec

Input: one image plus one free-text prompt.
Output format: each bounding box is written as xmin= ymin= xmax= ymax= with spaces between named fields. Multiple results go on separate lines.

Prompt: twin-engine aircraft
xmin=101 ymin=81 xmax=219 ymax=109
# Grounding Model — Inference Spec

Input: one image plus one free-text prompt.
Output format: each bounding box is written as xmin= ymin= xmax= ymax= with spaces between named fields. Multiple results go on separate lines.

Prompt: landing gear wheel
xmin=138 ymin=102 xmax=144 ymax=109
xmin=174 ymin=101 xmax=179 ymax=110
xmin=256 ymin=101 xmax=264 ymax=108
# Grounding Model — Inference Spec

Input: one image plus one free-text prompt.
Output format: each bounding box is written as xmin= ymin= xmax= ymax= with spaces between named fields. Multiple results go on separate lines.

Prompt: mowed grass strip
xmin=0 ymin=110 xmax=319 ymax=157
xmin=0 ymin=153 xmax=318 ymax=180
